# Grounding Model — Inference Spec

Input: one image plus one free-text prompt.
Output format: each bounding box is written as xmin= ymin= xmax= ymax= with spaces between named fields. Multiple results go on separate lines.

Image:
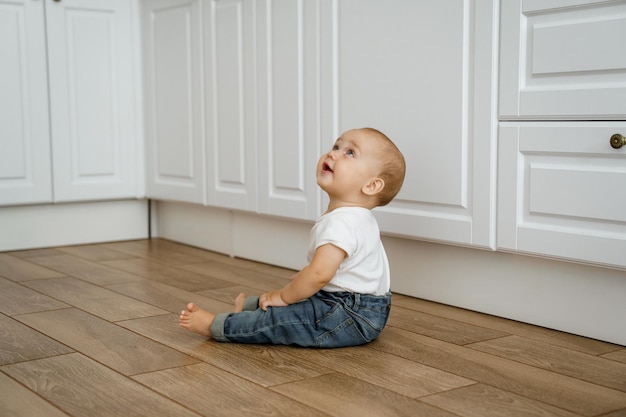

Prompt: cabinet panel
xmin=498 ymin=122 xmax=626 ymax=269
xmin=46 ymin=0 xmax=140 ymax=201
xmin=325 ymin=0 xmax=498 ymax=247
xmin=143 ymin=0 xmax=205 ymax=203
xmin=204 ymin=0 xmax=257 ymax=211
xmin=0 ymin=0 xmax=52 ymax=205
xmin=257 ymin=0 xmax=321 ymax=220
xmin=500 ymin=0 xmax=626 ymax=119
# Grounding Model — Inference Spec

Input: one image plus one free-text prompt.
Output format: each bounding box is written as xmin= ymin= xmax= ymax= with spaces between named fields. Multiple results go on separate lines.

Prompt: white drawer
xmin=499 ymin=0 xmax=626 ymax=120
xmin=498 ymin=122 xmax=626 ymax=268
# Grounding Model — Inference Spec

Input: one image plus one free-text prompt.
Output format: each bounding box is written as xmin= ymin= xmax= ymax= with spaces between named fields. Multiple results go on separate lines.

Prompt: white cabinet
xmin=142 ymin=0 xmax=205 ymax=204
xmin=203 ymin=0 xmax=257 ymax=212
xmin=144 ymin=0 xmax=499 ymax=243
xmin=498 ymin=0 xmax=626 ymax=269
xmin=0 ymin=0 xmax=142 ymax=206
xmin=324 ymin=0 xmax=499 ymax=248
xmin=0 ymin=0 xmax=52 ymax=205
xmin=499 ymin=0 xmax=626 ymax=120
xmin=47 ymin=0 xmax=141 ymax=202
xmin=498 ymin=123 xmax=626 ymax=269
xmin=255 ymin=0 xmax=323 ymax=220
xmin=144 ymin=0 xmax=323 ymax=219
xmin=200 ymin=0 xmax=323 ymax=219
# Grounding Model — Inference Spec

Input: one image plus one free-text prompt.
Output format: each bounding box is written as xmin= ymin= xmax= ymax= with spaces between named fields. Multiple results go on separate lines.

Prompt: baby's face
xmin=316 ymin=129 xmax=382 ymax=200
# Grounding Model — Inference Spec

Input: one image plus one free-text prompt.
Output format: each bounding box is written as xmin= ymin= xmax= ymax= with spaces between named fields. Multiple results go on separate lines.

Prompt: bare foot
xmin=234 ymin=293 xmax=247 ymax=312
xmin=179 ymin=303 xmax=214 ymax=337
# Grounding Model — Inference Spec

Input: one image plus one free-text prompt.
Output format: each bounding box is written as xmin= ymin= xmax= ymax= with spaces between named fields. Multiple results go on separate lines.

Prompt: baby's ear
xmin=362 ymin=177 xmax=385 ymax=196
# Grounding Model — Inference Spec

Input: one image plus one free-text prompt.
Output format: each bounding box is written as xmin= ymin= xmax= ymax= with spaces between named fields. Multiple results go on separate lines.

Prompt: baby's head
xmin=318 ymin=127 xmax=406 ymax=209
xmin=360 ymin=128 xmax=406 ymax=206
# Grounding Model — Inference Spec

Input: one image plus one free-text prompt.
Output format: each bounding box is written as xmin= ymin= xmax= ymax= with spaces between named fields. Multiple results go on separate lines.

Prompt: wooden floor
xmin=1 ymin=239 xmax=625 ymax=417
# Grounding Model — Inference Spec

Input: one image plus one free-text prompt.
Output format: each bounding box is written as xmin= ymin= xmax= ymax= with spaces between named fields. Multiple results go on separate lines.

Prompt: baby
xmin=180 ymin=127 xmax=406 ymax=347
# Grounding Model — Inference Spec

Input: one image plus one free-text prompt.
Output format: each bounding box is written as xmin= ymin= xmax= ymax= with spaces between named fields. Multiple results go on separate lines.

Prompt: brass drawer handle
xmin=610 ymin=133 xmax=625 ymax=149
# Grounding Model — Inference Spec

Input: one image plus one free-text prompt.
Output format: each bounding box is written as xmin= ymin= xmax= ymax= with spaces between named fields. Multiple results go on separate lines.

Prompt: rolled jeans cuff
xmin=243 ymin=295 xmax=260 ymax=311
xmin=210 ymin=296 xmax=260 ymax=342
xmin=210 ymin=313 xmax=229 ymax=342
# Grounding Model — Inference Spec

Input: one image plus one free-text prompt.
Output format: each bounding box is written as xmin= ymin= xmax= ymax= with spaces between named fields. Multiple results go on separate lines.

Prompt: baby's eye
xmin=346 ymin=149 xmax=355 ymax=157
xmin=332 ymin=145 xmax=339 ymax=151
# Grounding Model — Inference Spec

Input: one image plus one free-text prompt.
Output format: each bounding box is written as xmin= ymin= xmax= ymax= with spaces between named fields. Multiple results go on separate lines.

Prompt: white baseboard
xmin=0 ymin=200 xmax=149 ymax=251
xmin=153 ymin=201 xmax=310 ymax=269
xmin=154 ymin=201 xmax=626 ymax=346
xmin=382 ymin=237 xmax=626 ymax=346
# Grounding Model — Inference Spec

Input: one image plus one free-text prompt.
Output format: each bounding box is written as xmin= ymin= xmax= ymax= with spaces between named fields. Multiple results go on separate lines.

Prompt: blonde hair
xmin=362 ymin=128 xmax=406 ymax=206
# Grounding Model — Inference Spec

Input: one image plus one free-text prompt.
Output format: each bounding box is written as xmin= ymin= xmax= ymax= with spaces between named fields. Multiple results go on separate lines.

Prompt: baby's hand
xmin=259 ymin=290 xmax=288 ymax=311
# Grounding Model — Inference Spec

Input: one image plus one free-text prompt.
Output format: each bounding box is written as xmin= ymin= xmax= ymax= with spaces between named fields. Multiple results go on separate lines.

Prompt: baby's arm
xmin=259 ymin=243 xmax=346 ymax=311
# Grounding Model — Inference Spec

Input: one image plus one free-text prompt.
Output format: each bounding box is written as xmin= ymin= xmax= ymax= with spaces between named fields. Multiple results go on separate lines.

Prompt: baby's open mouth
xmin=322 ymin=162 xmax=333 ymax=173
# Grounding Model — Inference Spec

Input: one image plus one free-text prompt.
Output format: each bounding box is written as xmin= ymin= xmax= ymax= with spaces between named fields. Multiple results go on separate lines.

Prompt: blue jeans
xmin=210 ymin=291 xmax=392 ymax=348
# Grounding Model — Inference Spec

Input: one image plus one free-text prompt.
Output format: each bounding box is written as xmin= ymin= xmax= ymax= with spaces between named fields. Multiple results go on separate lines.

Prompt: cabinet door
xmin=204 ymin=0 xmax=257 ymax=211
xmin=0 ymin=0 xmax=52 ymax=206
xmin=498 ymin=122 xmax=626 ymax=269
xmin=500 ymin=0 xmax=626 ymax=119
xmin=46 ymin=0 xmax=141 ymax=202
xmin=143 ymin=0 xmax=205 ymax=204
xmin=321 ymin=0 xmax=498 ymax=248
xmin=256 ymin=0 xmax=322 ymax=220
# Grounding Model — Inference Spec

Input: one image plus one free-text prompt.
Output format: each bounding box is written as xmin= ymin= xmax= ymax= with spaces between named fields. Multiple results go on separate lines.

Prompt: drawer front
xmin=498 ymin=122 xmax=626 ymax=268
xmin=500 ymin=0 xmax=626 ymax=119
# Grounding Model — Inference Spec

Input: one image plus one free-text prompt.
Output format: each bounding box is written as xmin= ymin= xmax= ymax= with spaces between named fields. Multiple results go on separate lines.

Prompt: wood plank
xmin=0 ymin=277 xmax=68 ymax=315
xmin=283 ymin=342 xmax=475 ymax=398
xmin=15 ymin=308 xmax=199 ymax=375
xmin=118 ymin=314 xmax=330 ymax=387
xmin=106 ymin=280 xmax=234 ymax=314
xmin=271 ymin=372 xmax=459 ymax=417
xmin=152 ymin=239 xmax=297 ymax=279
xmin=600 ymin=409 xmax=626 ymax=417
xmin=2 ymin=353 xmax=199 ymax=417
xmin=0 ymin=372 xmax=70 ymax=417
xmin=197 ymin=285 xmax=269 ymax=305
xmin=179 ymin=261 xmax=292 ymax=292
xmin=116 ymin=238 xmax=295 ymax=278
xmin=420 ymin=383 xmax=580 ymax=417
xmin=57 ymin=244 xmax=137 ymax=262
xmin=602 ymin=349 xmax=626 ymax=364
xmin=21 ymin=277 xmax=168 ymax=321
xmin=133 ymin=362 xmax=329 ymax=417
xmin=7 ymin=248 xmax=64 ymax=259
xmin=101 ymin=240 xmax=213 ymax=265
xmin=3 ymin=240 xmax=625 ymax=417
xmin=193 ymin=343 xmax=333 ymax=388
xmin=222 ymin=257 xmax=296 ymax=279
xmin=0 ymin=253 xmax=65 ymax=282
xmin=200 ymin=253 xmax=296 ymax=279
xmin=388 ymin=304 xmax=509 ymax=345
xmin=135 ymin=239 xmax=230 ymax=262
xmin=104 ymin=239 xmax=296 ymax=279
xmin=0 ymin=313 xmax=73 ymax=365
xmin=468 ymin=335 xmax=626 ymax=392
xmin=392 ymin=295 xmax=620 ymax=355
xmin=102 ymin=258 xmax=235 ymax=292
xmin=27 ymin=254 xmax=144 ymax=286
xmin=371 ymin=326 xmax=626 ymax=416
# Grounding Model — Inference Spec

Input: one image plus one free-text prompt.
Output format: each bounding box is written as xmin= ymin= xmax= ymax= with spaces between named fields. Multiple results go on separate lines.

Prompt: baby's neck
xmin=325 ymin=200 xmax=375 ymax=214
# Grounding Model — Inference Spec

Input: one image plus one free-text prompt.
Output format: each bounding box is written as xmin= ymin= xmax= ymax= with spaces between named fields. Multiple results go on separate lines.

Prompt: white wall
xmin=383 ymin=236 xmax=626 ymax=346
xmin=0 ymin=200 xmax=148 ymax=251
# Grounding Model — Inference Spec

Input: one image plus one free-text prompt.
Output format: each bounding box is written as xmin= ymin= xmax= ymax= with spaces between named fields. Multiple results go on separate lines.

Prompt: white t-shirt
xmin=308 ymin=206 xmax=390 ymax=295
